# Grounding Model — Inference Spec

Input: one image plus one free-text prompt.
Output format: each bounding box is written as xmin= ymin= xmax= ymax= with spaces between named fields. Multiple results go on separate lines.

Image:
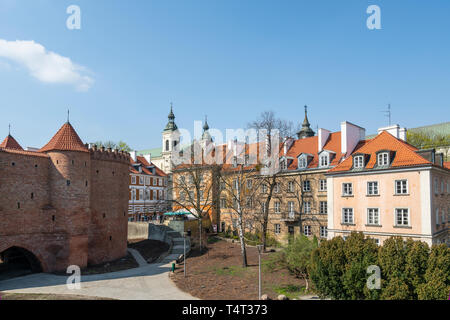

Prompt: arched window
xmin=165 ymin=140 xmax=169 ymax=151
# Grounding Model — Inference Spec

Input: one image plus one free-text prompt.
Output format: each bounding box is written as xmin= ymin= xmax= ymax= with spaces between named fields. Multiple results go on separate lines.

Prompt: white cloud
xmin=0 ymin=39 xmax=94 ymax=91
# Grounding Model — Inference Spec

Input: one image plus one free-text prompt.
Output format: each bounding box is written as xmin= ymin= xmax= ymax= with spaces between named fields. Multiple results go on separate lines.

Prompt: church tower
xmin=161 ymin=103 xmax=180 ymax=173
xmin=296 ymin=105 xmax=315 ymax=139
xmin=200 ymin=115 xmax=213 ymax=150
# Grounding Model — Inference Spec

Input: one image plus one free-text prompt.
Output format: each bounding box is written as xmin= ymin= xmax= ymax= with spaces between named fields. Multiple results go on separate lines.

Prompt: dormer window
xmin=280 ymin=158 xmax=287 ymax=170
xmin=354 ymin=155 xmax=364 ymax=169
xmin=298 ymin=155 xmax=308 ymax=169
xmin=377 ymin=152 xmax=389 ymax=166
xmin=319 ymin=153 xmax=329 ymax=167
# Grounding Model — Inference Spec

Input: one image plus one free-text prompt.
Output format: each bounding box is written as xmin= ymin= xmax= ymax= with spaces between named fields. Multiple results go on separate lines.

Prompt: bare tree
xmin=246 ymin=110 xmax=296 ymax=250
xmin=170 ymin=163 xmax=219 ymax=253
xmin=219 ymin=165 xmax=261 ymax=267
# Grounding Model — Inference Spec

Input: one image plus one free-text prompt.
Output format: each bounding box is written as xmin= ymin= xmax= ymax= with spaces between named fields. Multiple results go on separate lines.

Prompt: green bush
xmin=309 ymin=233 xmax=449 ymax=300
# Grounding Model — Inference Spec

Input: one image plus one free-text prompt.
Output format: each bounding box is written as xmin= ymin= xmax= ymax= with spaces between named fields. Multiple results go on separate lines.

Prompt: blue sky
xmin=0 ymin=0 xmax=449 ymax=150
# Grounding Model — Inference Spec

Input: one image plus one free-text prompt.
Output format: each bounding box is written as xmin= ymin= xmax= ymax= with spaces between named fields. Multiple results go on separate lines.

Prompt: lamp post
xmin=257 ymin=244 xmax=264 ymax=300
xmin=183 ymin=231 xmax=189 ymax=278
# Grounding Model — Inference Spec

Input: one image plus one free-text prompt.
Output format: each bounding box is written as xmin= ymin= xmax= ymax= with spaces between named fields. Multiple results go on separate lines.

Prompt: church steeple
xmin=164 ymin=103 xmax=178 ymax=132
xmin=296 ymin=105 xmax=315 ymax=139
xmin=202 ymin=115 xmax=213 ymax=142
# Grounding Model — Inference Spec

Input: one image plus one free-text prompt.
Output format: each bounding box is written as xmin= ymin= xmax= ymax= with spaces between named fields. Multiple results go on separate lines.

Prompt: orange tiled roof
xmin=444 ymin=162 xmax=450 ymax=169
xmin=0 ymin=148 xmax=49 ymax=158
xmin=0 ymin=135 xmax=23 ymax=150
xmin=40 ymin=122 xmax=88 ymax=153
xmin=329 ymin=131 xmax=432 ymax=173
xmin=130 ymin=156 xmax=167 ymax=177
xmin=282 ymin=132 xmax=344 ymax=169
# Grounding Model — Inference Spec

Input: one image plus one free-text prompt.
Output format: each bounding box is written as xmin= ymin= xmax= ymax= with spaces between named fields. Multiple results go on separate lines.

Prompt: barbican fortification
xmin=0 ymin=121 xmax=130 ymax=272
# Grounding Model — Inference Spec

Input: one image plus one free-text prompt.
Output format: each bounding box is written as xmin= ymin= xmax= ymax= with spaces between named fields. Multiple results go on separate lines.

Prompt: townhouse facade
xmin=326 ymin=125 xmax=450 ymax=246
xmin=128 ymin=153 xmax=170 ymax=221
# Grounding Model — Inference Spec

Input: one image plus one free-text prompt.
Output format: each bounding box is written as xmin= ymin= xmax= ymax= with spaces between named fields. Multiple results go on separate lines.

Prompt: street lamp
xmin=183 ymin=231 xmax=189 ymax=277
xmin=257 ymin=244 xmax=264 ymax=300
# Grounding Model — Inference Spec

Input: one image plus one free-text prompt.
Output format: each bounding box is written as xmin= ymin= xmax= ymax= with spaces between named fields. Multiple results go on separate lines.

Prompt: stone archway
xmin=0 ymin=246 xmax=43 ymax=279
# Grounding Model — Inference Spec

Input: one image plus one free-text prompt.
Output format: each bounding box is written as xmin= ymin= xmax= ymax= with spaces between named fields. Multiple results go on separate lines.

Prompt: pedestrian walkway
xmin=0 ymin=262 xmax=197 ymax=300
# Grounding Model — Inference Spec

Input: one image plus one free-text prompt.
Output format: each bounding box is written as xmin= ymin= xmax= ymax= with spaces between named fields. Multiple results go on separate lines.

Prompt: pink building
xmin=326 ymin=125 xmax=449 ymax=246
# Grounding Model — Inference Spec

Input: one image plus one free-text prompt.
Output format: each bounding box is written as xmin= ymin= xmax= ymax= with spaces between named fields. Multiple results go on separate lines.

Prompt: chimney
xmin=318 ymin=128 xmax=331 ymax=153
xmin=377 ymin=124 xmax=407 ymax=141
xmin=341 ymin=121 xmax=366 ymax=156
xmin=144 ymin=154 xmax=151 ymax=164
xmin=130 ymin=150 xmax=137 ymax=162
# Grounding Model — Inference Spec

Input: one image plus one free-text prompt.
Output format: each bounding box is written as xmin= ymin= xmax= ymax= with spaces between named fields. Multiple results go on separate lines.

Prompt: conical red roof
xmin=40 ymin=122 xmax=88 ymax=153
xmin=0 ymin=135 xmax=23 ymax=150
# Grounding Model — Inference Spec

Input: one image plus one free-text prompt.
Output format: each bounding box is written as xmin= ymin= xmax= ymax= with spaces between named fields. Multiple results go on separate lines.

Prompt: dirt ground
xmin=127 ymin=239 xmax=170 ymax=263
xmin=171 ymin=238 xmax=306 ymax=300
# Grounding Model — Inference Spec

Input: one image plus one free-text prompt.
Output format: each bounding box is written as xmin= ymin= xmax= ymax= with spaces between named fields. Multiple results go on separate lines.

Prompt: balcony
xmin=280 ymin=211 xmax=300 ymax=222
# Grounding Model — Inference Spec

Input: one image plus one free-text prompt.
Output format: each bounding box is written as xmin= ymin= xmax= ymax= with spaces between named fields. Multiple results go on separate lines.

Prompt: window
xmin=298 ymin=156 xmax=307 ymax=169
xmin=139 ymin=189 xmax=144 ymax=200
xmin=247 ymin=179 xmax=253 ymax=189
xmin=436 ymin=208 xmax=439 ymax=225
xmin=246 ymin=197 xmax=253 ymax=208
xmin=288 ymin=181 xmax=294 ymax=192
xmin=274 ymin=224 xmax=281 ymax=234
xmin=373 ymin=238 xmax=380 ymax=246
xmin=395 ymin=208 xmax=409 ymax=226
xmin=342 ymin=208 xmax=354 ymax=224
xmin=377 ymin=152 xmax=389 ymax=166
xmin=274 ymin=201 xmax=281 ymax=213
xmin=146 ymin=177 xmax=150 ymax=185
xmin=342 ymin=183 xmax=353 ymax=196
xmin=319 ymin=154 xmax=329 ymax=167
xmin=354 ymin=155 xmax=364 ymax=168
xmin=261 ymin=202 xmax=267 ymax=214
xmin=261 ymin=184 xmax=267 ymax=193
xmin=131 ymin=176 xmax=136 ymax=184
xmin=367 ymin=181 xmax=379 ymax=195
xmin=319 ymin=201 xmax=327 ymax=214
xmin=441 ymin=180 xmax=444 ymax=193
xmin=220 ymin=198 xmax=226 ymax=208
xmin=153 ymin=178 xmax=157 ymax=186
xmin=303 ymin=225 xmax=312 ymax=236
xmin=179 ymin=191 xmax=186 ymax=201
xmin=304 ymin=201 xmax=311 ymax=214
xmin=434 ymin=178 xmax=438 ymax=194
xmin=319 ymin=179 xmax=327 ymax=192
xmin=288 ymin=201 xmax=295 ymax=213
xmin=131 ymin=189 xmax=136 ymax=201
xmin=367 ymin=208 xmax=380 ymax=225
xmin=66 ymin=180 xmax=71 ymax=186
xmin=165 ymin=140 xmax=169 ymax=151
xmin=280 ymin=159 xmax=287 ymax=170
xmin=303 ymin=180 xmax=311 ymax=192
xmin=139 ymin=176 xmax=144 ymax=185
xmin=395 ymin=180 xmax=408 ymax=195
xmin=320 ymin=226 xmax=328 ymax=238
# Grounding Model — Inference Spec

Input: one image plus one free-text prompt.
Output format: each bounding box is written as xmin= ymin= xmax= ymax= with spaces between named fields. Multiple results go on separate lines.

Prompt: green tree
xmin=309 ymin=236 xmax=347 ymax=299
xmin=284 ymin=235 xmax=318 ymax=292
xmin=404 ymin=239 xmax=429 ymax=299
xmin=342 ymin=233 xmax=379 ymax=300
xmin=417 ymin=244 xmax=450 ymax=300
xmin=378 ymin=237 xmax=411 ymax=299
xmin=407 ymin=130 xmax=450 ymax=160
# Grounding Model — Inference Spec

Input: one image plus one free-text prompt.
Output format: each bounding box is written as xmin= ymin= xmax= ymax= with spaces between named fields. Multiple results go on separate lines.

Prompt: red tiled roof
xmin=0 ymin=135 xmax=23 ymax=150
xmin=329 ymin=131 xmax=432 ymax=173
xmin=0 ymin=148 xmax=49 ymax=158
xmin=283 ymin=132 xmax=344 ymax=169
xmin=40 ymin=122 xmax=88 ymax=153
xmin=444 ymin=162 xmax=450 ymax=169
xmin=130 ymin=156 xmax=167 ymax=176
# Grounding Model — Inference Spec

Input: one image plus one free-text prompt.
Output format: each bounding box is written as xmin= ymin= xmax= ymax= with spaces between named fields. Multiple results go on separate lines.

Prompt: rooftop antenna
xmin=8 ymin=123 xmax=11 ymax=136
xmin=381 ymin=104 xmax=391 ymax=126
xmin=67 ymin=109 xmax=70 ymax=123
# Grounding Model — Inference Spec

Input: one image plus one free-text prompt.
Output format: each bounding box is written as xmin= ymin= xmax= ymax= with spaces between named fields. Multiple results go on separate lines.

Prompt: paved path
xmin=0 ymin=261 xmax=197 ymax=300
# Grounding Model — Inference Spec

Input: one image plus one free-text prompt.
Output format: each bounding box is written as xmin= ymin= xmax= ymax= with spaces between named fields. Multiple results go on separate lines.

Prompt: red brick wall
xmin=0 ymin=148 xmax=130 ymax=272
